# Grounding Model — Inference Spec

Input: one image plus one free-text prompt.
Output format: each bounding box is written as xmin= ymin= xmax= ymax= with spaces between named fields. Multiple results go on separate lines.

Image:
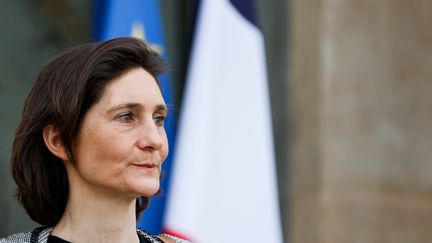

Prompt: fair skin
xmin=43 ymin=68 xmax=172 ymax=243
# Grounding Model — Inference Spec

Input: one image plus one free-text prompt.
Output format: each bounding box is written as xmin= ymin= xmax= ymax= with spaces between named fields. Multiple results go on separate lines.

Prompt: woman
xmin=1 ymin=37 xmax=190 ymax=243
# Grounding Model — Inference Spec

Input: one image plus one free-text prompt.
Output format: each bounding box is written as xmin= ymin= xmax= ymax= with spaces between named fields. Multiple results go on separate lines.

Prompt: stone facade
xmin=289 ymin=0 xmax=432 ymax=242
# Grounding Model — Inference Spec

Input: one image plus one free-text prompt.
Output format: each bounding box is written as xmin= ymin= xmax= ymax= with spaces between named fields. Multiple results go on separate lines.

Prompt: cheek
xmin=75 ymin=125 xmax=133 ymax=172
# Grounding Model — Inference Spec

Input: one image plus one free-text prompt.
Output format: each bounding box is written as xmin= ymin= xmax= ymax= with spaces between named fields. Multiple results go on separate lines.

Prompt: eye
xmin=153 ymin=115 xmax=166 ymax=127
xmin=116 ymin=112 xmax=135 ymax=123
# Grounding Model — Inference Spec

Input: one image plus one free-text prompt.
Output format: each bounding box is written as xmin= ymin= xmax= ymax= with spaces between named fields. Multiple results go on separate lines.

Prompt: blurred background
xmin=1 ymin=0 xmax=431 ymax=243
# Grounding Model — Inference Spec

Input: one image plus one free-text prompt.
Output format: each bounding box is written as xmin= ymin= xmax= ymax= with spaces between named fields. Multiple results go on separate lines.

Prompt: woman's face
xmin=70 ymin=67 xmax=168 ymax=198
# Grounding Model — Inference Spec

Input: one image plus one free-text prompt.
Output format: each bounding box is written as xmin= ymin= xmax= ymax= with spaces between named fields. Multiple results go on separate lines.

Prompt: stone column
xmin=289 ymin=0 xmax=432 ymax=242
xmin=289 ymin=0 xmax=322 ymax=242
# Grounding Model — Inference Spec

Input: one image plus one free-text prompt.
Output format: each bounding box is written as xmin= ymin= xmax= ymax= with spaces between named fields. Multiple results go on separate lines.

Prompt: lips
xmin=132 ymin=163 xmax=158 ymax=169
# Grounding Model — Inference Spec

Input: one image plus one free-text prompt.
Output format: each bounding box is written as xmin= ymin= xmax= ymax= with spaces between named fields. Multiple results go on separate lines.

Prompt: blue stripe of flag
xmin=229 ymin=0 xmax=258 ymax=27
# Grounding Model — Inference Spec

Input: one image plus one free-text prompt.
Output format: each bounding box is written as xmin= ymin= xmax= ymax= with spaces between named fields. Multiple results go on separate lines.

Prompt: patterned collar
xmin=31 ymin=227 xmax=163 ymax=243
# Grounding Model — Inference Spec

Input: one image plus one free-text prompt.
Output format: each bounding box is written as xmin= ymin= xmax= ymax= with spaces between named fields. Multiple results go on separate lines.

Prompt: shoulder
xmin=136 ymin=229 xmax=192 ymax=243
xmin=158 ymin=234 xmax=192 ymax=243
xmin=0 ymin=226 xmax=53 ymax=243
xmin=0 ymin=232 xmax=31 ymax=243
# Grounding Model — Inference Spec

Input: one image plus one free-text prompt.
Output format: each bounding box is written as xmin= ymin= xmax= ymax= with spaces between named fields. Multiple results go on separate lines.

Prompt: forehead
xmin=100 ymin=68 xmax=165 ymax=107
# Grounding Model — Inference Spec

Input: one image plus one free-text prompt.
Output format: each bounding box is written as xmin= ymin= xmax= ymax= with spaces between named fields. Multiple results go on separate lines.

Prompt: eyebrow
xmin=108 ymin=102 xmax=168 ymax=113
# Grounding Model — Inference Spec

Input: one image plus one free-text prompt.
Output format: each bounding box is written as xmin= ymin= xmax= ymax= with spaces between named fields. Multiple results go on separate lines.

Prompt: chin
xmin=140 ymin=188 xmax=160 ymax=197
xmin=133 ymin=182 xmax=160 ymax=197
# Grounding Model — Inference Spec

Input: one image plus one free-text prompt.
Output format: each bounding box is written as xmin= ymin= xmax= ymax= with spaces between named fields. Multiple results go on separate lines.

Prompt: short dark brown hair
xmin=11 ymin=37 xmax=167 ymax=226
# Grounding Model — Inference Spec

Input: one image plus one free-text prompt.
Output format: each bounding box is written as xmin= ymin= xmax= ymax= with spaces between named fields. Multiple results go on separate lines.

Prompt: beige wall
xmin=289 ymin=0 xmax=432 ymax=242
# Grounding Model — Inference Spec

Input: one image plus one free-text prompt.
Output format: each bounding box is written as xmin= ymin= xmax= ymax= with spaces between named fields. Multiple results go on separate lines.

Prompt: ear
xmin=43 ymin=125 xmax=69 ymax=161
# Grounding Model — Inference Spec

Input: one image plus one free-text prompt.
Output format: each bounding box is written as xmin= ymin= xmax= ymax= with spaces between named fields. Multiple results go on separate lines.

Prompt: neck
xmin=52 ymin=175 xmax=140 ymax=243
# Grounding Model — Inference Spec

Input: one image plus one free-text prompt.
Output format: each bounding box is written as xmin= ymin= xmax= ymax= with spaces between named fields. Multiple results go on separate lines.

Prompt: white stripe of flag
xmin=164 ymin=0 xmax=283 ymax=242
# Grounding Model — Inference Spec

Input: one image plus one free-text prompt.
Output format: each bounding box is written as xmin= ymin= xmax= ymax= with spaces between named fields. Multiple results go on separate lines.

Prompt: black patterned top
xmin=0 ymin=226 xmax=191 ymax=243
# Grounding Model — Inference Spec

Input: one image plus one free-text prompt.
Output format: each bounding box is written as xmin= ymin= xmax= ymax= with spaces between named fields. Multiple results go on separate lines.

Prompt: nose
xmin=136 ymin=120 xmax=165 ymax=151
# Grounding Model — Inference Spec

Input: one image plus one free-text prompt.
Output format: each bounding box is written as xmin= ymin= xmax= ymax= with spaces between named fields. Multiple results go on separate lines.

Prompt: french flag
xmin=164 ymin=0 xmax=283 ymax=242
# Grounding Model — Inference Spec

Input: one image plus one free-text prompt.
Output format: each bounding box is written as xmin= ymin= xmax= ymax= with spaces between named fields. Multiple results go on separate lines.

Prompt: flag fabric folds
xmin=164 ymin=0 xmax=283 ymax=242
xmin=93 ymin=0 xmax=176 ymax=235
